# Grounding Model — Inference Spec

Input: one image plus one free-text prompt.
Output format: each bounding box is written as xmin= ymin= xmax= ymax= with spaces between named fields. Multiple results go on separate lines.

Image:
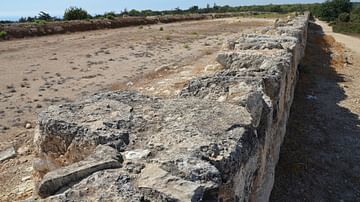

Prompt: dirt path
xmin=317 ymin=20 xmax=360 ymax=56
xmin=0 ymin=17 xmax=272 ymax=201
xmin=271 ymin=21 xmax=360 ymax=201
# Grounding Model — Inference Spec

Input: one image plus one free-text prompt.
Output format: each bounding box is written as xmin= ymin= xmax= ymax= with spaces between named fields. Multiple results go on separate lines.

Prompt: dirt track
xmin=271 ymin=20 xmax=360 ymax=201
xmin=0 ymin=17 xmax=272 ymax=201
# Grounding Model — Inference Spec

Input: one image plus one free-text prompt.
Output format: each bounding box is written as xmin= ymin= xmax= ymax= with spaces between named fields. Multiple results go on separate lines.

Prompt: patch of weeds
xmin=159 ymin=27 xmax=164 ymax=31
xmin=191 ymin=31 xmax=198 ymax=35
xmin=139 ymin=26 xmax=143 ymax=29
xmin=106 ymin=15 xmax=115 ymax=20
xmin=183 ymin=44 xmax=191 ymax=50
xmin=165 ymin=35 xmax=171 ymax=40
xmin=0 ymin=31 xmax=7 ymax=39
xmin=34 ymin=19 xmax=47 ymax=25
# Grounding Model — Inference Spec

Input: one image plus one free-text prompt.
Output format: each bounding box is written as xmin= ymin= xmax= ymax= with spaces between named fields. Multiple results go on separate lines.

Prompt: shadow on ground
xmin=271 ymin=21 xmax=360 ymax=201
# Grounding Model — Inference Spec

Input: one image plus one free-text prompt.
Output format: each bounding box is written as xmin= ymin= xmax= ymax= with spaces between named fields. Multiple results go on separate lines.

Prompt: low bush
xmin=34 ymin=19 xmax=47 ymax=25
xmin=338 ymin=12 xmax=350 ymax=22
xmin=332 ymin=22 xmax=360 ymax=33
xmin=104 ymin=12 xmax=117 ymax=20
xmin=64 ymin=7 xmax=91 ymax=21
xmin=0 ymin=31 xmax=7 ymax=39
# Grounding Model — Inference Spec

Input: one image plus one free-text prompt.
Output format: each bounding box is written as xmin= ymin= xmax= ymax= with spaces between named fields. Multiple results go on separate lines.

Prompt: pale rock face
xmin=32 ymin=13 xmax=309 ymax=201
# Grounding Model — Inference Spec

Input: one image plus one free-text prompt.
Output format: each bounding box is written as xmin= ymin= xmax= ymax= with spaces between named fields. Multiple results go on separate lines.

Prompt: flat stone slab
xmin=37 ymin=145 xmax=122 ymax=198
xmin=0 ymin=146 xmax=16 ymax=162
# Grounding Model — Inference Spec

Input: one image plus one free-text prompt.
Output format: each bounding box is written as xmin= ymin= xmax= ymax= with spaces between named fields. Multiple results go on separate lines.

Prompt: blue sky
xmin=0 ymin=0 xmax=337 ymax=20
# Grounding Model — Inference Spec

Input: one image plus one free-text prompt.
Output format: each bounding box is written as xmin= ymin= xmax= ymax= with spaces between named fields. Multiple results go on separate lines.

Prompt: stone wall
xmin=0 ymin=13 xmax=251 ymax=40
xmin=32 ymin=13 xmax=309 ymax=201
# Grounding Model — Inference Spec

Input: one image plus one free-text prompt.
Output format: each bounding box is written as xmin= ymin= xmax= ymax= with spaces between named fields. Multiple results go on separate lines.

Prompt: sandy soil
xmin=0 ymin=17 xmax=273 ymax=201
xmin=271 ymin=20 xmax=360 ymax=201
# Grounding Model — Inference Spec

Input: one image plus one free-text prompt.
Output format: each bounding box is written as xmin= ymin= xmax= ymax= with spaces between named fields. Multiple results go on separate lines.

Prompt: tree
xmin=318 ymin=0 xmax=352 ymax=21
xmin=64 ymin=7 xmax=91 ymax=21
xmin=128 ymin=9 xmax=141 ymax=16
xmin=189 ymin=6 xmax=199 ymax=12
xmin=38 ymin=11 xmax=52 ymax=21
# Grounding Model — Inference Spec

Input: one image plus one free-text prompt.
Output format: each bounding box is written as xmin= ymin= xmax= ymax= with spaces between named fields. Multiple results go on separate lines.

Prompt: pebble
xmin=25 ymin=123 xmax=32 ymax=129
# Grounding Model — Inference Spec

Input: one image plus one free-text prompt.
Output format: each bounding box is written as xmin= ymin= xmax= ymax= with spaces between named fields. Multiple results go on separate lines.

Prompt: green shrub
xmin=34 ymin=19 xmax=47 ymax=25
xmin=159 ymin=27 xmax=164 ymax=31
xmin=64 ymin=7 xmax=91 ymax=21
xmin=0 ymin=31 xmax=7 ymax=39
xmin=104 ymin=12 xmax=116 ymax=20
xmin=333 ymin=22 xmax=360 ymax=33
xmin=338 ymin=12 xmax=350 ymax=22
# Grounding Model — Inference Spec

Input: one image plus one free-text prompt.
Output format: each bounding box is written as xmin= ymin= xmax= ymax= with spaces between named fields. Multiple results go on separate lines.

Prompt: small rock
xmin=0 ymin=146 xmax=16 ymax=162
xmin=18 ymin=145 xmax=30 ymax=155
xmin=22 ymin=176 xmax=31 ymax=182
xmin=126 ymin=81 xmax=134 ymax=87
xmin=124 ymin=149 xmax=151 ymax=161
xmin=25 ymin=123 xmax=32 ymax=129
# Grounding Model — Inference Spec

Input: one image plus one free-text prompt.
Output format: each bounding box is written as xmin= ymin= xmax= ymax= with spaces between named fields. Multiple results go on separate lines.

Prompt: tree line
xmin=315 ymin=0 xmax=360 ymax=33
xmin=1 ymin=1 xmax=359 ymax=34
xmin=6 ymin=3 xmax=320 ymax=23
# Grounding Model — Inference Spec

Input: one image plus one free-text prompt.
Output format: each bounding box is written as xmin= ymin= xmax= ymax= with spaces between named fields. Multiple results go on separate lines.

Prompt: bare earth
xmin=271 ymin=21 xmax=360 ymax=201
xmin=0 ymin=17 xmax=273 ymax=201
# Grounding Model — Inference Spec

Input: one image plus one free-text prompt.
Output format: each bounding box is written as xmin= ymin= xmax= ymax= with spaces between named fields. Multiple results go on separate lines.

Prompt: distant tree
xmin=128 ymin=9 xmax=141 ymax=16
xmin=104 ymin=11 xmax=117 ymax=19
xmin=318 ymin=0 xmax=352 ymax=21
xmin=38 ymin=11 xmax=52 ymax=21
xmin=18 ymin=17 xmax=27 ymax=23
xmin=269 ymin=5 xmax=283 ymax=12
xmin=174 ymin=7 xmax=182 ymax=14
xmin=64 ymin=7 xmax=91 ymax=21
xmin=188 ymin=5 xmax=199 ymax=12
xmin=18 ymin=16 xmax=36 ymax=23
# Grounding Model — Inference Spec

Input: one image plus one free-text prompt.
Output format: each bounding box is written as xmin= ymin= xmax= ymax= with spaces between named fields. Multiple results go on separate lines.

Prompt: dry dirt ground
xmin=0 ymin=17 xmax=273 ymax=201
xmin=271 ymin=21 xmax=360 ymax=201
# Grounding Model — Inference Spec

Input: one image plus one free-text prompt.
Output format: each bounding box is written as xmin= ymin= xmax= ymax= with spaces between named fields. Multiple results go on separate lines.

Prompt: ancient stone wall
xmin=32 ymin=13 xmax=309 ymax=201
xmin=0 ymin=13 xmax=250 ymax=40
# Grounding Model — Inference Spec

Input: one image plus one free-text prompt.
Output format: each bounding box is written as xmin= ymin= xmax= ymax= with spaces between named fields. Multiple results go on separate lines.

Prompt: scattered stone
xmin=25 ymin=123 xmax=32 ymax=129
xmin=37 ymin=145 xmax=122 ymax=198
xmin=124 ymin=149 xmax=151 ymax=161
xmin=0 ymin=147 xmax=16 ymax=162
